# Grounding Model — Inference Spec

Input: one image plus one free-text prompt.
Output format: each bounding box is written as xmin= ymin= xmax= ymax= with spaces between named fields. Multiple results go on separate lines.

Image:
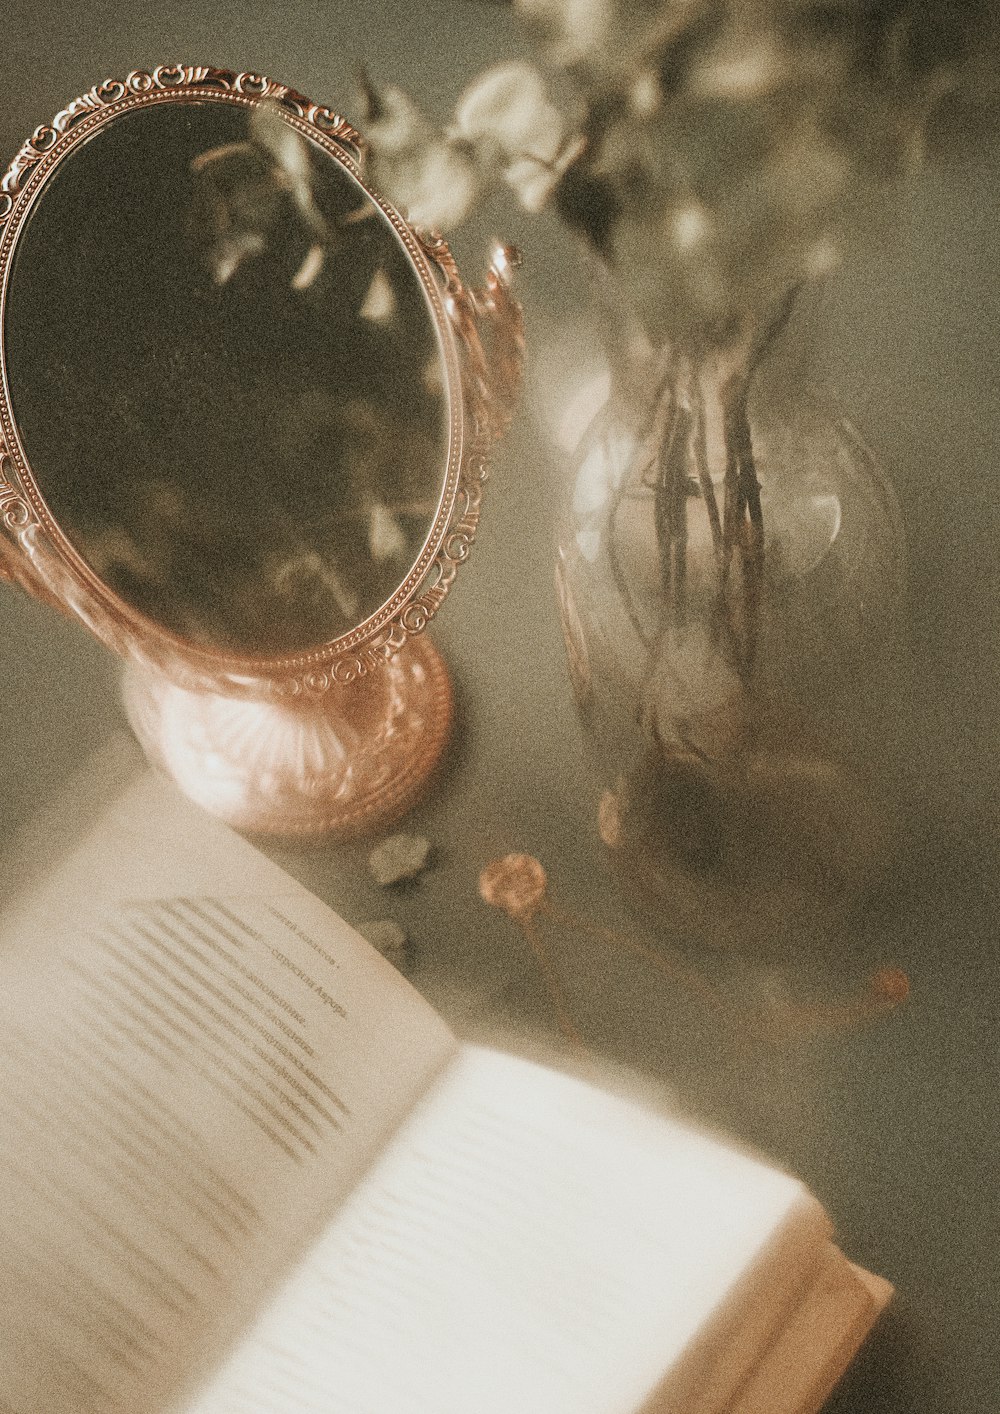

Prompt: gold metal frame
xmin=0 ymin=65 xmax=522 ymax=701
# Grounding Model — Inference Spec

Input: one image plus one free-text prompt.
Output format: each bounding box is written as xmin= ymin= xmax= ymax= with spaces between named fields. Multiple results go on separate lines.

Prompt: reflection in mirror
xmin=5 ymin=100 xmax=449 ymax=656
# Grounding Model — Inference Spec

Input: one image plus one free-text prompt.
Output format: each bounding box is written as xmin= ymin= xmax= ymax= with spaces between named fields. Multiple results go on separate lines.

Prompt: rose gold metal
xmin=0 ymin=66 xmax=523 ymax=699
xmin=0 ymin=67 xmax=524 ymax=835
xmin=478 ymin=854 xmax=549 ymax=920
xmin=122 ymin=636 xmax=453 ymax=838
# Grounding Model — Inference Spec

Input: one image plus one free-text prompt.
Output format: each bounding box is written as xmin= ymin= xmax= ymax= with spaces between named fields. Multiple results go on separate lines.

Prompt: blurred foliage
xmin=361 ymin=0 xmax=998 ymax=350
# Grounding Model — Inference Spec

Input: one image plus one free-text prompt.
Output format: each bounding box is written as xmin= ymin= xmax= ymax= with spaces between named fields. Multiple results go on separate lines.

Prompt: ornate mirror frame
xmin=0 ymin=65 xmax=522 ymax=705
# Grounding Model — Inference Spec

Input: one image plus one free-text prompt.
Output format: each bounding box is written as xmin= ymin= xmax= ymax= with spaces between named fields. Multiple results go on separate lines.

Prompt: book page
xmin=187 ymin=1046 xmax=830 ymax=1414
xmin=0 ymin=774 xmax=457 ymax=1414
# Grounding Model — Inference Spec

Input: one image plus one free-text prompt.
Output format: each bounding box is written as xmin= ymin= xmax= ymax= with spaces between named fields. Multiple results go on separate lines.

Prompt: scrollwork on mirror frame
xmin=0 ymin=455 xmax=30 ymax=531
xmin=0 ymin=436 xmax=52 ymax=601
xmin=0 ymin=69 xmax=524 ymax=700
xmin=0 ymin=66 xmax=361 ymax=227
xmin=0 ymin=419 xmax=135 ymax=626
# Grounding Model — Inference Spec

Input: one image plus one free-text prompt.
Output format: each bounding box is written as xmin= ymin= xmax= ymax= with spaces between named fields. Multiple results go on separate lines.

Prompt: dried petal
xmin=291 ymin=243 xmax=325 ymax=291
xmin=671 ymin=202 xmax=712 ymax=253
xmin=454 ymin=62 xmax=564 ymax=166
xmin=516 ymin=0 xmax=611 ymax=65
xmin=504 ymin=155 xmax=559 ymax=212
xmin=630 ymin=70 xmax=661 ymax=118
xmin=368 ymin=502 xmax=406 ymax=564
xmin=359 ymin=80 xmax=431 ymax=155
xmin=375 ymin=141 xmax=481 ymax=230
xmin=368 ymin=833 xmax=432 ymax=886
xmin=479 ymin=853 xmax=548 ymax=919
xmin=504 ymin=133 xmax=585 ymax=212
xmin=359 ymin=268 xmax=397 ymax=324
xmin=691 ymin=39 xmax=785 ymax=100
xmin=357 ymin=918 xmax=409 ymax=965
xmin=803 ymin=234 xmax=840 ymax=278
xmin=250 ymin=102 xmax=313 ymax=189
xmin=872 ymin=967 xmax=910 ymax=1005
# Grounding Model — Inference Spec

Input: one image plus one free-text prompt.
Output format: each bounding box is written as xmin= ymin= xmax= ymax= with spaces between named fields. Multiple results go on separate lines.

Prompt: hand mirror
xmin=0 ymin=66 xmax=521 ymax=834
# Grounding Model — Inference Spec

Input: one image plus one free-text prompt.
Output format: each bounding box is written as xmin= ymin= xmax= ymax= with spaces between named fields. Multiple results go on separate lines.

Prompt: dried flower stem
xmin=655 ymin=402 xmax=693 ymax=626
xmin=607 ymin=480 xmax=654 ymax=650
xmin=725 ymin=383 xmax=765 ymax=680
xmin=482 ymin=852 xmax=908 ymax=1050
xmin=692 ymin=369 xmax=723 ymax=557
xmin=613 ymin=289 xmax=802 ymax=727
xmin=607 ymin=355 xmax=680 ymax=651
xmin=521 ymin=915 xmax=588 ymax=1052
xmin=543 ymin=903 xmax=728 ymax=1016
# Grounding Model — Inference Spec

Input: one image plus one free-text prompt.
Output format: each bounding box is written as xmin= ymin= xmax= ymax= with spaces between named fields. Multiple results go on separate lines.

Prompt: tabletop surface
xmin=1 ymin=6 xmax=998 ymax=1410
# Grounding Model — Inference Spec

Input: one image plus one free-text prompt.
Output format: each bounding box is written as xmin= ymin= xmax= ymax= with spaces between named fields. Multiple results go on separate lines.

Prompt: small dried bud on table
xmin=368 ymin=833 xmax=432 ymax=886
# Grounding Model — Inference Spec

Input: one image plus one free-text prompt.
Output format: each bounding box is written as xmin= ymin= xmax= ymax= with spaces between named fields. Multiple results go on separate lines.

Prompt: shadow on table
xmin=827 ymin=1300 xmax=966 ymax=1414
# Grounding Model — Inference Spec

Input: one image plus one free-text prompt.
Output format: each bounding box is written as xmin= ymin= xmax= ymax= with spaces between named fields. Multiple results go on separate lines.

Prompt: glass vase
xmin=555 ymin=340 xmax=907 ymax=951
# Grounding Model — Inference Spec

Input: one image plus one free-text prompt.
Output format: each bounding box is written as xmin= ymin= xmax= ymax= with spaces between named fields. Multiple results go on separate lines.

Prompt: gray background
xmin=1 ymin=4 xmax=998 ymax=1409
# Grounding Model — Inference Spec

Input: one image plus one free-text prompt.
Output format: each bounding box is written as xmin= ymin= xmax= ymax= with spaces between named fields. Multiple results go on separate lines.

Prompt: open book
xmin=0 ymin=771 xmax=890 ymax=1414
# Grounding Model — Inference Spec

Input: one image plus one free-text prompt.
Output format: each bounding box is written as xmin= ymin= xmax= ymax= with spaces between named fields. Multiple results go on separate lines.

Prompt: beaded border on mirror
xmin=0 ymin=65 xmax=523 ymax=700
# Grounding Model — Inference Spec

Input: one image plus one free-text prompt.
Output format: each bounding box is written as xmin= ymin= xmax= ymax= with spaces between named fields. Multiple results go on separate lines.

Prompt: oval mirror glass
xmin=2 ymin=90 xmax=452 ymax=658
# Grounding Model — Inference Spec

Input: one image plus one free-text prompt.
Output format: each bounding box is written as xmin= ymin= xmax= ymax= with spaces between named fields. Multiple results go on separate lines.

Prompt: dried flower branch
xmin=478 ymin=851 xmax=910 ymax=1049
xmin=362 ymin=0 xmax=997 ymax=349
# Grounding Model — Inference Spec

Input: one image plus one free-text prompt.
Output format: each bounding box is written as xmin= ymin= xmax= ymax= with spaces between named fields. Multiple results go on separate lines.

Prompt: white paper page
xmin=188 ymin=1046 xmax=828 ymax=1414
xmin=0 ymin=776 xmax=456 ymax=1414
